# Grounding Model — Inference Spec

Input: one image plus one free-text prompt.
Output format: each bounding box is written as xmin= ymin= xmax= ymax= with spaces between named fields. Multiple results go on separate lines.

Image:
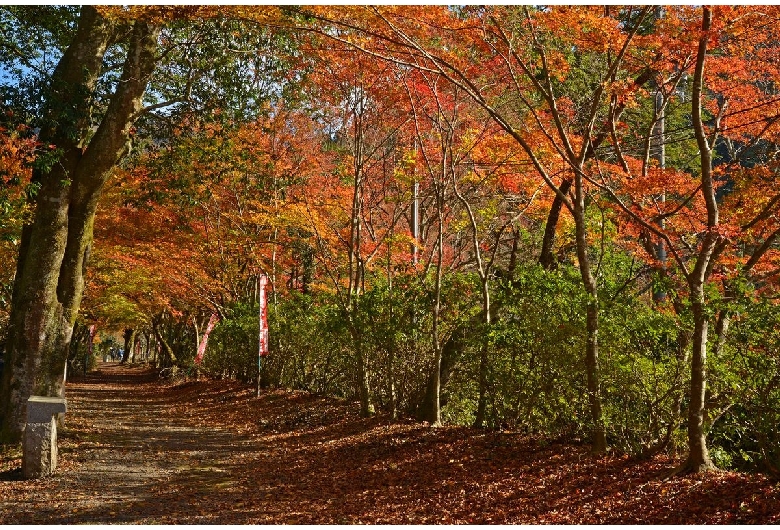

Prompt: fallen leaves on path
xmin=0 ymin=363 xmax=778 ymax=524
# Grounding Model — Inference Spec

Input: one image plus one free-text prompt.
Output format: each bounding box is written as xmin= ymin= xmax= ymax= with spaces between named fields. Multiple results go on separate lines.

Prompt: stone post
xmin=22 ymin=396 xmax=67 ymax=479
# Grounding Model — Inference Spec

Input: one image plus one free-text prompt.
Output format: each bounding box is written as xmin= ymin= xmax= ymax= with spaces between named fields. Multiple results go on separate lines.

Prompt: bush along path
xmin=0 ymin=363 xmax=778 ymax=524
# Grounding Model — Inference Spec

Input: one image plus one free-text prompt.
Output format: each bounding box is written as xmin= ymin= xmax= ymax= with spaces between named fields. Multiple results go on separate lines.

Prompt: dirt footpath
xmin=0 ymin=364 xmax=262 ymax=523
xmin=0 ymin=362 xmax=778 ymax=524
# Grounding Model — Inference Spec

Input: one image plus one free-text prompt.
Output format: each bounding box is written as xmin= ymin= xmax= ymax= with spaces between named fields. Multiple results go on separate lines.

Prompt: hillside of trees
xmin=2 ymin=6 xmax=780 ymax=479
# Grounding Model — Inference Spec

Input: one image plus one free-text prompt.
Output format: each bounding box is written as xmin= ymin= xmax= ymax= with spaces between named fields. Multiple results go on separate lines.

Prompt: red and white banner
xmin=259 ymin=275 xmax=269 ymax=358
xmin=87 ymin=324 xmax=96 ymax=355
xmin=194 ymin=313 xmax=219 ymax=365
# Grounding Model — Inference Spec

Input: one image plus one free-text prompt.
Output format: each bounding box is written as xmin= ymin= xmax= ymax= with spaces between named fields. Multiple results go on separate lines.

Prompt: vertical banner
xmin=194 ymin=313 xmax=219 ymax=365
xmin=86 ymin=324 xmax=96 ymax=376
xmin=258 ymin=274 xmax=269 ymax=396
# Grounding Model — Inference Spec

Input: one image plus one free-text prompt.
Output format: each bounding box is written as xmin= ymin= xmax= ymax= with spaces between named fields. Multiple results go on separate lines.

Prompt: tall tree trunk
xmin=159 ymin=335 xmax=178 ymax=369
xmin=0 ymin=8 xmax=159 ymax=442
xmin=574 ymin=201 xmax=607 ymax=454
xmin=539 ymin=179 xmax=572 ymax=269
xmin=422 ymin=258 xmax=444 ymax=425
xmin=386 ymin=241 xmax=397 ymax=419
xmin=687 ymin=293 xmax=714 ymax=471
xmin=143 ymin=331 xmax=154 ymax=362
xmin=346 ymin=88 xmax=374 ymax=417
xmin=418 ymin=173 xmax=447 ymax=426
xmin=450 ymin=156 xmax=494 ymax=429
xmin=473 ymin=287 xmax=491 ymax=428
xmin=417 ymin=327 xmax=464 ymax=422
xmin=121 ymin=329 xmax=136 ymax=364
xmin=680 ymin=6 xmax=717 ymax=473
xmin=356 ymin=337 xmax=373 ymax=417
xmin=152 ymin=318 xmax=178 ymax=369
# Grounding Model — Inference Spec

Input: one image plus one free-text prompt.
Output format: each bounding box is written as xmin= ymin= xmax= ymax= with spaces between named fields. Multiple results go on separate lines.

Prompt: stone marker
xmin=23 ymin=396 xmax=67 ymax=479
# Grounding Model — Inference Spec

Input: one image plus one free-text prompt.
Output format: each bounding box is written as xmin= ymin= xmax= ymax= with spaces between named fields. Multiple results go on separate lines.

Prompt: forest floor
xmin=0 ymin=363 xmax=778 ymax=524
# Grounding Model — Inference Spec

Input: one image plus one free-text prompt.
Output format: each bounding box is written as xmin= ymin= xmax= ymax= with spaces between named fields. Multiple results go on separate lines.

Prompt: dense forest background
xmin=1 ymin=6 xmax=779 ymax=476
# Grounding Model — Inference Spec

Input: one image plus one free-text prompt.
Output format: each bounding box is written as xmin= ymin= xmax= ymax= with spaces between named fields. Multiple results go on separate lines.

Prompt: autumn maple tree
xmin=0 ymin=126 xmax=35 ymax=334
xmin=4 ymin=5 xmax=780 ymax=480
xmin=263 ymin=5 xmax=780 ymax=470
xmin=291 ymin=4 xmax=661 ymax=453
xmin=590 ymin=5 xmax=780 ymax=473
xmin=0 ymin=3 xmax=303 ymax=439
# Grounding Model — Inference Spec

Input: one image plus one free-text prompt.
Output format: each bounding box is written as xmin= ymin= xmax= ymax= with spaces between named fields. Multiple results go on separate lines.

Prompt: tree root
xmin=658 ymin=458 xmax=718 ymax=480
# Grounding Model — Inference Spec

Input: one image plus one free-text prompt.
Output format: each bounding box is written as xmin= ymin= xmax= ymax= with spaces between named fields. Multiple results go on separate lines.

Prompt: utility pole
xmin=653 ymin=7 xmax=668 ymax=304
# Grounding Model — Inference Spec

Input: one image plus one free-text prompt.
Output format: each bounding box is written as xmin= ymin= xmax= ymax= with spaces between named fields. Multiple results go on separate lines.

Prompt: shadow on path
xmin=0 ymin=363 xmax=259 ymax=524
xmin=0 ymin=362 xmax=778 ymax=524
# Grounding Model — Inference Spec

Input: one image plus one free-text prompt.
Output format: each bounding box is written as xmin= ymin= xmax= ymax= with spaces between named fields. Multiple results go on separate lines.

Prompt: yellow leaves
xmin=538 ymin=6 xmax=626 ymax=54
xmin=545 ymin=50 xmax=571 ymax=82
xmin=718 ymin=166 xmax=780 ymax=234
xmin=97 ymin=6 xmax=285 ymax=26
xmin=607 ymin=79 xmax=641 ymax=110
xmin=0 ymin=128 xmax=36 ymax=317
